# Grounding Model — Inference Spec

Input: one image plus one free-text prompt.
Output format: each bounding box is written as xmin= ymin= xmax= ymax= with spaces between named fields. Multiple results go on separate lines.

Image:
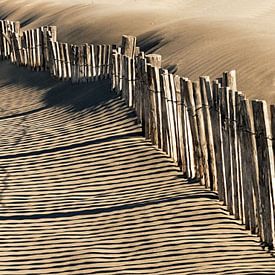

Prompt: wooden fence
xmin=1 ymin=19 xmax=275 ymax=251
xmin=112 ymin=35 xmax=275 ymax=251
xmin=0 ymin=20 xmax=114 ymax=82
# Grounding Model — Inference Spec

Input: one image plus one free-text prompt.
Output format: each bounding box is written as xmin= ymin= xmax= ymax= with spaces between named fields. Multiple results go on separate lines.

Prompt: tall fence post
xmin=200 ymin=76 xmax=217 ymax=191
xmin=252 ymin=100 xmax=275 ymax=249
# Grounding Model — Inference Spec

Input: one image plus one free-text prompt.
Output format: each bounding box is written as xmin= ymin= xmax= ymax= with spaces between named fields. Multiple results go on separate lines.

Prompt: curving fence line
xmin=0 ymin=20 xmax=114 ymax=82
xmin=1 ymin=20 xmax=275 ymax=251
xmin=111 ymin=35 xmax=275 ymax=251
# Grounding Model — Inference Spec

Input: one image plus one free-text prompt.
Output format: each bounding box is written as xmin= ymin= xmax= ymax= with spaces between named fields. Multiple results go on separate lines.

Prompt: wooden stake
xmin=252 ymin=100 xmax=275 ymax=249
xmin=121 ymin=35 xmax=136 ymax=58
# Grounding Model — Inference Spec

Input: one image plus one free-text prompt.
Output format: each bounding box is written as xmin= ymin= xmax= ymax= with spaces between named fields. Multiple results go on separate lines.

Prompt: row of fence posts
xmin=1 ymin=19 xmax=275 ymax=252
xmin=0 ymin=20 xmax=114 ymax=82
xmin=112 ymin=35 xmax=275 ymax=251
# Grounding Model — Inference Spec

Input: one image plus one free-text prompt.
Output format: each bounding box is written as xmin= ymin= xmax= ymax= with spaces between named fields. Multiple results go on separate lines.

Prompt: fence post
xmin=193 ymin=81 xmax=210 ymax=186
xmin=182 ymin=79 xmax=201 ymax=179
xmin=121 ymin=35 xmax=136 ymax=58
xmin=200 ymin=76 xmax=217 ymax=191
xmin=160 ymin=69 xmax=170 ymax=155
xmin=252 ymin=100 xmax=275 ymax=250
xmin=175 ymin=75 xmax=187 ymax=175
xmin=220 ymin=87 xmax=233 ymax=213
xmin=146 ymin=54 xmax=162 ymax=146
xmin=239 ymin=99 xmax=260 ymax=234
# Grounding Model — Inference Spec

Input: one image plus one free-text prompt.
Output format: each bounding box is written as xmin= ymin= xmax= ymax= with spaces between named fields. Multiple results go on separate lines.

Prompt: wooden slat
xmin=193 ymin=81 xmax=210 ymax=186
xmin=200 ymin=76 xmax=217 ymax=191
xmin=55 ymin=41 xmax=62 ymax=79
xmin=229 ymin=90 xmax=240 ymax=218
xmin=101 ymin=44 xmax=106 ymax=79
xmin=48 ymin=35 xmax=57 ymax=77
xmin=140 ymin=57 xmax=150 ymax=139
xmin=70 ymin=44 xmax=76 ymax=83
xmin=64 ymin=43 xmax=71 ymax=80
xmin=159 ymin=69 xmax=169 ymax=155
xmin=252 ymin=100 xmax=275 ymax=249
xmin=239 ymin=99 xmax=260 ymax=235
xmin=271 ymin=105 xmax=275 ymax=160
xmin=86 ymin=43 xmax=92 ymax=81
xmin=79 ymin=44 xmax=85 ymax=83
xmin=121 ymin=35 xmax=136 ymax=58
xmin=162 ymin=70 xmax=178 ymax=161
xmin=111 ymin=51 xmax=118 ymax=91
xmin=147 ymin=64 xmax=156 ymax=144
xmin=146 ymin=54 xmax=162 ymax=68
xmin=220 ymin=87 xmax=233 ymax=212
xmin=170 ymin=73 xmax=180 ymax=164
xmin=175 ymin=75 xmax=187 ymax=175
xmin=106 ymin=45 xmax=111 ymax=78
xmin=122 ymin=55 xmax=128 ymax=104
xmin=90 ymin=44 xmax=96 ymax=80
xmin=135 ymin=54 xmax=144 ymax=123
xmin=153 ymin=67 xmax=163 ymax=149
xmin=35 ymin=28 xmax=41 ymax=70
xmin=235 ymin=91 xmax=245 ymax=223
xmin=60 ymin=43 xmax=67 ymax=80
xmin=182 ymin=79 xmax=201 ymax=179
xmin=96 ymin=45 xmax=102 ymax=80
xmin=212 ymin=81 xmax=226 ymax=201
xmin=49 ymin=26 xmax=57 ymax=42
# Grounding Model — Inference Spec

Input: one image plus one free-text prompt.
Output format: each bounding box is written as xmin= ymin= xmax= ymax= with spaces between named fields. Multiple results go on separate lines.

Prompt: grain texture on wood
xmin=194 ymin=81 xmax=210 ymax=186
xmin=220 ymin=87 xmax=233 ymax=213
xmin=121 ymin=35 xmax=136 ymax=58
xmin=239 ymin=99 xmax=259 ymax=234
xmin=146 ymin=54 xmax=162 ymax=68
xmin=200 ymin=76 xmax=217 ymax=191
xmin=252 ymin=100 xmax=275 ymax=249
xmin=183 ymin=79 xmax=201 ymax=179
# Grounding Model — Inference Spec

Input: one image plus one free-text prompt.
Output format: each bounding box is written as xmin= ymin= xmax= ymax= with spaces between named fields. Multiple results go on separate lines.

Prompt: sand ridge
xmin=1 ymin=1 xmax=275 ymax=273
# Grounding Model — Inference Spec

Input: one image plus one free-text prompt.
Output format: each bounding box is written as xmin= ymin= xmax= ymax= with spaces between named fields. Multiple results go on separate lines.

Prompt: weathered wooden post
xmin=182 ymin=79 xmax=201 ymax=179
xmin=193 ymin=81 xmax=210 ymax=187
xmin=146 ymin=54 xmax=162 ymax=147
xmin=200 ymin=76 xmax=217 ymax=191
xmin=121 ymin=35 xmax=136 ymax=58
xmin=175 ymin=75 xmax=187 ymax=174
xmin=239 ymin=99 xmax=260 ymax=234
xmin=271 ymin=105 xmax=275 ymax=159
xmin=252 ymin=100 xmax=275 ymax=250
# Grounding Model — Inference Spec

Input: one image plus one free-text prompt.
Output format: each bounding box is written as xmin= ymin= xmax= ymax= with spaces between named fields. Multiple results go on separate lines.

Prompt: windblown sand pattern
xmin=1 ymin=62 xmax=275 ymax=274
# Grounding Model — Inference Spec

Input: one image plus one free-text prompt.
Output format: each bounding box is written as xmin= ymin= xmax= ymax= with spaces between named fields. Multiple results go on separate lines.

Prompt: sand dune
xmin=1 ymin=1 xmax=275 ymax=273
xmin=1 ymin=0 xmax=275 ymax=102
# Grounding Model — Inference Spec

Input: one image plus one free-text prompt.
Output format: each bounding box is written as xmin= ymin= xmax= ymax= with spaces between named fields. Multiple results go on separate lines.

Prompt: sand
xmin=1 ymin=1 xmax=275 ymax=274
xmin=1 ymin=62 xmax=275 ymax=274
xmin=1 ymin=0 xmax=275 ymax=102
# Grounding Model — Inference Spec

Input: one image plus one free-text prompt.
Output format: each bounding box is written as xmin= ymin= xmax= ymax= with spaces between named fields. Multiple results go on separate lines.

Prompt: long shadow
xmin=43 ymin=79 xmax=116 ymax=112
xmin=0 ymin=165 xmax=9 ymax=208
xmin=0 ymin=192 xmax=218 ymax=221
xmin=0 ymin=131 xmax=141 ymax=160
